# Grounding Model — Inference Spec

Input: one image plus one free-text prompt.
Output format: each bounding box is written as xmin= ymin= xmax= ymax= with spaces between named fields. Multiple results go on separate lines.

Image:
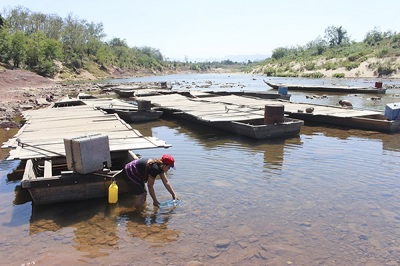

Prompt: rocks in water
xmin=214 ymin=239 xmax=231 ymax=249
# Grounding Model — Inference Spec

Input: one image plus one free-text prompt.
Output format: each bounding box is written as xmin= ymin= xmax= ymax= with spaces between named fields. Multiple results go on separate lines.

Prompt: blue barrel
xmin=278 ymin=86 xmax=288 ymax=95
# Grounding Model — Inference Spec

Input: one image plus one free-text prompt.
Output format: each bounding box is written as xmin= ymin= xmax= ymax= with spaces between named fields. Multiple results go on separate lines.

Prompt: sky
xmin=1 ymin=0 xmax=400 ymax=61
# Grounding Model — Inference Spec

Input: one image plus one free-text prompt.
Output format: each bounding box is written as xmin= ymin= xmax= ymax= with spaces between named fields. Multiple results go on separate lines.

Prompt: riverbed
xmin=1 ymin=74 xmax=400 ymax=265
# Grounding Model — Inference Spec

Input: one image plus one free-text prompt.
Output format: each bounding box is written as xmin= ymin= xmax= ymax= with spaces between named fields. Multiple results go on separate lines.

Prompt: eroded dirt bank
xmin=0 ymin=69 xmax=108 ymax=128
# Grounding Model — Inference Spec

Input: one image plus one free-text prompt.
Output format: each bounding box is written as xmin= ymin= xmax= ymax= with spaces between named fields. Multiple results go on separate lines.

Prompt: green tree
xmin=271 ymin=47 xmax=288 ymax=60
xmin=108 ymin=37 xmax=128 ymax=48
xmin=0 ymin=26 xmax=12 ymax=63
xmin=306 ymin=37 xmax=327 ymax=55
xmin=391 ymin=33 xmax=400 ymax=49
xmin=43 ymin=38 xmax=63 ymax=61
xmin=96 ymin=43 xmax=112 ymax=66
xmin=138 ymin=46 xmax=164 ymax=61
xmin=84 ymin=22 xmax=106 ymax=57
xmin=43 ymin=14 xmax=64 ymax=40
xmin=25 ymin=30 xmax=46 ymax=68
xmin=324 ymin=26 xmax=350 ymax=47
xmin=61 ymin=13 xmax=86 ymax=64
xmin=10 ymin=30 xmax=27 ymax=67
xmin=364 ymin=27 xmax=383 ymax=46
xmin=85 ymin=21 xmax=105 ymax=40
xmin=0 ymin=14 xmax=4 ymax=28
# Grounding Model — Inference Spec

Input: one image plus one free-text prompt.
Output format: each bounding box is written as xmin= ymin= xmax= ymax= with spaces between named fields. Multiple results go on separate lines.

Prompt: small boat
xmin=289 ymin=111 xmax=400 ymax=133
xmin=96 ymin=83 xmax=119 ymax=91
xmin=113 ymin=87 xmax=140 ymax=98
xmin=114 ymin=109 xmax=163 ymax=122
xmin=220 ymin=117 xmax=304 ymax=139
xmin=264 ymin=80 xmax=387 ymax=94
xmin=203 ymin=90 xmax=291 ymax=100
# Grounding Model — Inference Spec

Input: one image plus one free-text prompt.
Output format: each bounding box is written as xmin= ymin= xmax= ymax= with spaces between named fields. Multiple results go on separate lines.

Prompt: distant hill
xmin=221 ymin=54 xmax=269 ymax=63
xmin=171 ymin=54 xmax=270 ymax=63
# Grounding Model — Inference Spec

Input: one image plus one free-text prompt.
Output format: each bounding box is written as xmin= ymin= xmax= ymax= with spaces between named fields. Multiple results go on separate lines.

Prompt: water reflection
xmin=13 ymin=185 xmax=32 ymax=205
xmin=0 ymin=128 xmax=18 ymax=160
xmin=134 ymin=117 xmax=304 ymax=172
xmin=301 ymin=123 xmax=400 ymax=152
xmin=27 ymin=194 xmax=180 ymax=258
xmin=121 ymin=208 xmax=180 ymax=244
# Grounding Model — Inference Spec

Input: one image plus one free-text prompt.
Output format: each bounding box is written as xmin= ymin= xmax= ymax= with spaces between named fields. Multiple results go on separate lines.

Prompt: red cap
xmin=162 ymin=154 xmax=175 ymax=168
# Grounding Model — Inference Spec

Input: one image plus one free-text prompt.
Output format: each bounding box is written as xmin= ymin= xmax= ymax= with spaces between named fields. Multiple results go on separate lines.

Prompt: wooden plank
xmin=44 ymin=160 xmax=52 ymax=178
xmin=22 ymin=159 xmax=35 ymax=181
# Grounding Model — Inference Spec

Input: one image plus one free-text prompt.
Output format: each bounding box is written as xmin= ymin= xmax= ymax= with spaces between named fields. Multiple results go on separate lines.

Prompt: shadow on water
xmin=26 ymin=193 xmax=180 ymax=257
xmin=301 ymin=122 xmax=400 ymax=151
xmin=134 ymin=117 xmax=304 ymax=169
xmin=13 ymin=185 xmax=32 ymax=205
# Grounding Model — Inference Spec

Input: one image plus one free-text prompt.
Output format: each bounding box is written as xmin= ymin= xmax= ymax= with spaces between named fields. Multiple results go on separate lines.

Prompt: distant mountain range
xmin=220 ymin=54 xmax=270 ymax=63
xmin=170 ymin=54 xmax=270 ymax=63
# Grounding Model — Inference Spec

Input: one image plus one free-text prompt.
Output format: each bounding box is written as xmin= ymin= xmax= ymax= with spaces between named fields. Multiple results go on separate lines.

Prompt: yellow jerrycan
xmin=108 ymin=181 xmax=118 ymax=204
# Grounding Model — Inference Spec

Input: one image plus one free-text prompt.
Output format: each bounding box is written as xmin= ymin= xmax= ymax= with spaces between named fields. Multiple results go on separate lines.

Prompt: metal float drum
xmin=264 ymin=104 xmax=284 ymax=124
xmin=137 ymin=100 xmax=151 ymax=111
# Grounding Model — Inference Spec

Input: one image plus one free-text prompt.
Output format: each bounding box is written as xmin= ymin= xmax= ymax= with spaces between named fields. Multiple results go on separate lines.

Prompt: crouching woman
xmin=119 ymin=154 xmax=177 ymax=208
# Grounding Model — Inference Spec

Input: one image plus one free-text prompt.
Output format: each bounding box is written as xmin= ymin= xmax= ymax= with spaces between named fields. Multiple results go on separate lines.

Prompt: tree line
xmin=0 ymin=6 xmax=166 ymax=77
xmin=263 ymin=25 xmax=400 ymax=77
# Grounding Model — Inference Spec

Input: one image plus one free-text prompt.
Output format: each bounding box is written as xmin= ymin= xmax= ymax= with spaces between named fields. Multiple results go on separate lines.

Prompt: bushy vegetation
xmin=256 ymin=26 xmax=400 ymax=78
xmin=332 ymin=73 xmax=345 ymax=78
xmin=0 ymin=6 xmax=170 ymax=77
xmin=0 ymin=6 xmax=251 ymax=78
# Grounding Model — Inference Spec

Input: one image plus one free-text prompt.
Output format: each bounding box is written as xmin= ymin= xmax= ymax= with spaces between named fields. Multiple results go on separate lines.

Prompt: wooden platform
xmin=135 ymin=91 xmax=400 ymax=133
xmin=2 ymin=103 xmax=171 ymax=160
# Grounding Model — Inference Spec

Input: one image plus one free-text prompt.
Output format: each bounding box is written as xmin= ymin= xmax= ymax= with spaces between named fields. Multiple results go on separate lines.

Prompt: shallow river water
xmin=1 ymin=74 xmax=400 ymax=265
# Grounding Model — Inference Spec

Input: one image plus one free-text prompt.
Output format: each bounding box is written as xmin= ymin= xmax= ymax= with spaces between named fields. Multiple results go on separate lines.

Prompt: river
xmin=1 ymin=74 xmax=400 ymax=265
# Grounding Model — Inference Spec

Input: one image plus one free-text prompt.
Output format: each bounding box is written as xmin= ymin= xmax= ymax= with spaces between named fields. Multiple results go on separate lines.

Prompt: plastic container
xmin=108 ymin=181 xmax=118 ymax=203
xmin=277 ymin=86 xmax=288 ymax=95
xmin=159 ymin=199 xmax=182 ymax=208
xmin=375 ymin=82 xmax=383 ymax=88
xmin=385 ymin=103 xmax=400 ymax=120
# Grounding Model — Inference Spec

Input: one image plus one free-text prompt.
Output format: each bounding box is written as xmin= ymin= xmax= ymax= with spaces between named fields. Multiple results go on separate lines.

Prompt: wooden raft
xmin=2 ymin=104 xmax=171 ymax=160
xmin=135 ymin=93 xmax=380 ymax=120
xmin=135 ymin=92 xmax=400 ymax=133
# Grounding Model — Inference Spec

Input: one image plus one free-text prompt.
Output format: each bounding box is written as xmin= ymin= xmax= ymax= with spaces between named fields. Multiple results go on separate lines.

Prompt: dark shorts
xmin=116 ymin=169 xmax=146 ymax=195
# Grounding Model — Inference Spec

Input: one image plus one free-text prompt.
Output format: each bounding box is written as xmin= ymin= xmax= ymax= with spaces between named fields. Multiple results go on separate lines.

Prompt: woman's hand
xmin=153 ymin=200 xmax=160 ymax=207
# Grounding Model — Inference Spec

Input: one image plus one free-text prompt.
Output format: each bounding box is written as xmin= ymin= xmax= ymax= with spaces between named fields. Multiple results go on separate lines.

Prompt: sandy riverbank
xmin=253 ymin=57 xmax=400 ymax=79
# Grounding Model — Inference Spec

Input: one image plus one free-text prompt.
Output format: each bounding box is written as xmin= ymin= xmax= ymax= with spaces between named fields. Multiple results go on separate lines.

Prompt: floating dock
xmin=2 ymin=103 xmax=170 ymax=160
xmin=1 ymin=101 xmax=171 ymax=205
xmin=135 ymin=91 xmax=400 ymax=133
